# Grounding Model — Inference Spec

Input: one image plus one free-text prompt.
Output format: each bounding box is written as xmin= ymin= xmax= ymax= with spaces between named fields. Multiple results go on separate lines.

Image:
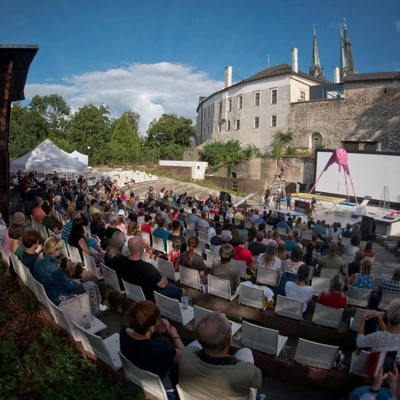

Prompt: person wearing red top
xmin=140 ymin=215 xmax=153 ymax=235
xmin=318 ymin=275 xmax=348 ymax=309
xmin=233 ymin=237 xmax=254 ymax=271
xmin=362 ymin=241 xmax=375 ymax=258
xmin=32 ymin=197 xmax=46 ymax=224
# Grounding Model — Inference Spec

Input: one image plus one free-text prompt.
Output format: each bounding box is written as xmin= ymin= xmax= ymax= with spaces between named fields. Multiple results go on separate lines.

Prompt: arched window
xmin=310 ymin=132 xmax=323 ymax=152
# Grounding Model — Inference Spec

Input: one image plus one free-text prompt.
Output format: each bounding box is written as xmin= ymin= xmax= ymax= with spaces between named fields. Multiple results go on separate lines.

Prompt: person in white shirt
xmin=257 ymin=242 xmax=282 ymax=275
xmin=285 ymin=264 xmax=313 ymax=314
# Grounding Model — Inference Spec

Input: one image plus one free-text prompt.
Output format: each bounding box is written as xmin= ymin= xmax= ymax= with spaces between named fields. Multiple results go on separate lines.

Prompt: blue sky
xmin=1 ymin=0 xmax=399 ymax=132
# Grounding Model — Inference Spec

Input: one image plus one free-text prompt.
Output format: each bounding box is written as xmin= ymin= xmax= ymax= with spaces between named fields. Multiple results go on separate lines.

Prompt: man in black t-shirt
xmin=248 ymin=232 xmax=267 ymax=256
xmin=121 ymin=237 xmax=184 ymax=302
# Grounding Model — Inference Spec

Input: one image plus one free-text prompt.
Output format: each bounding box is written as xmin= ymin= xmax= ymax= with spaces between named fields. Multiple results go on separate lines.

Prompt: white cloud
xmin=396 ymin=20 xmax=400 ymax=32
xmin=25 ymin=62 xmax=223 ymax=134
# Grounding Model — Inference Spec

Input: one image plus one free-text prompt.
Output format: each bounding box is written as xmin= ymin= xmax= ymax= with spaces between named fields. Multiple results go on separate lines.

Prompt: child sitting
xmin=168 ymin=239 xmax=182 ymax=272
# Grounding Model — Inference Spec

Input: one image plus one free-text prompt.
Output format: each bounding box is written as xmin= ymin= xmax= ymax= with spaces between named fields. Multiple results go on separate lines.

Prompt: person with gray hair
xmin=105 ymin=215 xmax=120 ymax=239
xmin=179 ymin=312 xmax=262 ymax=400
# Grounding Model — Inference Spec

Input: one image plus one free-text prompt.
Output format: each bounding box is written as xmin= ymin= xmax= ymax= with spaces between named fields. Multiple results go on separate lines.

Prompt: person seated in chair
xmin=285 ymin=264 xmax=313 ymax=316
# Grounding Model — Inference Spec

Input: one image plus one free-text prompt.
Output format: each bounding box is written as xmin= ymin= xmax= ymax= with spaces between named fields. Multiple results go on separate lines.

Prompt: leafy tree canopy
xmin=110 ymin=113 xmax=139 ymax=161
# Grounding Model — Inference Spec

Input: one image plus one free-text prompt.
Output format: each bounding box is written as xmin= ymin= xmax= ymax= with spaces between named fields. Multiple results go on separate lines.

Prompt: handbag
xmin=59 ymin=292 xmax=92 ymax=326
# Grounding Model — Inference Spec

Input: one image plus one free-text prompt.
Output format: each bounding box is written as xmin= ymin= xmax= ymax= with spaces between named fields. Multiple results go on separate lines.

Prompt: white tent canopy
xmin=11 ymin=139 xmax=88 ymax=173
xmin=69 ymin=150 xmax=88 ymax=165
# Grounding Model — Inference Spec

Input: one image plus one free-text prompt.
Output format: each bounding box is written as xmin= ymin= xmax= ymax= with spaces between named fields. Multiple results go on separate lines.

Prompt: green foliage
xmin=268 ymin=130 xmax=293 ymax=159
xmin=110 ymin=113 xmax=139 ymax=162
xmin=146 ymin=113 xmax=193 ymax=149
xmin=123 ymin=110 xmax=140 ymax=135
xmin=286 ymin=146 xmax=298 ymax=156
xmin=201 ymin=140 xmax=261 ymax=167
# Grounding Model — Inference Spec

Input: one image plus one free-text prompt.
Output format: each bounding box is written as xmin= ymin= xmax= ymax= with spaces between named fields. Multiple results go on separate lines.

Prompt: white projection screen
xmin=315 ymin=150 xmax=400 ymax=203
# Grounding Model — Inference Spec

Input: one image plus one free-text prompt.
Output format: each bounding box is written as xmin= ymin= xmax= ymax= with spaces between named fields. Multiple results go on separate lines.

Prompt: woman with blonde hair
xmin=348 ymin=259 xmax=374 ymax=292
xmin=179 ymin=236 xmax=206 ymax=283
xmin=277 ymin=241 xmax=287 ymax=261
xmin=33 ymin=237 xmax=106 ymax=315
xmin=318 ymin=274 xmax=348 ymax=309
xmin=66 ymin=201 xmax=76 ymax=221
xmin=105 ymin=231 xmax=126 ymax=290
xmin=258 ymin=242 xmax=282 ymax=274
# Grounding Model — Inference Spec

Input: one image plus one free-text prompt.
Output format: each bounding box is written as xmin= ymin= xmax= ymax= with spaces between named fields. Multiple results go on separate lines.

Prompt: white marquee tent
xmin=11 ymin=139 xmax=88 ymax=173
xmin=69 ymin=150 xmax=88 ymax=165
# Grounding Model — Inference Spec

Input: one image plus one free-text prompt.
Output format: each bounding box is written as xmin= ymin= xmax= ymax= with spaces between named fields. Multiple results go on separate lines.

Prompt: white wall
xmin=315 ymin=151 xmax=400 ymax=202
xmin=159 ymin=160 xmax=208 ymax=180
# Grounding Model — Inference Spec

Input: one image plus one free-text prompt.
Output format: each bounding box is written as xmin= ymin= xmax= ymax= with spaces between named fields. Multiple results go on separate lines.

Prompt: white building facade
xmin=196 ymin=50 xmax=328 ymax=150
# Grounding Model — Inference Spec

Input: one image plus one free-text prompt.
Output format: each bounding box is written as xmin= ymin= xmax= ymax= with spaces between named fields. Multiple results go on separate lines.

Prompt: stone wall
xmin=151 ymin=165 xmax=192 ymax=179
xmin=289 ymin=85 xmax=400 ymax=151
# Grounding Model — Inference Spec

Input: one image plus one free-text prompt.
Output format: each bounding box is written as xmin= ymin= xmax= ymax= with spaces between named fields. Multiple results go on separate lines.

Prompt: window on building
xmin=254 ymin=92 xmax=260 ymax=106
xmin=219 ymin=102 xmax=222 ymax=114
xmin=271 ymin=89 xmax=278 ymax=104
xmin=204 ymin=127 xmax=206 ymax=135
xmin=207 ymin=107 xmax=210 ymax=118
xmin=212 ymin=104 xmax=214 ymax=115
xmin=207 ymin=126 xmax=209 ymax=134
xmin=211 ymin=124 xmax=213 ymax=133
xmin=254 ymin=117 xmax=260 ymax=128
xmin=218 ymin=124 xmax=221 ymax=132
xmin=238 ymin=95 xmax=243 ymax=109
xmin=271 ymin=115 xmax=277 ymax=127
xmin=235 ymin=119 xmax=240 ymax=130
xmin=203 ymin=110 xmax=206 ymax=120
xmin=300 ymin=91 xmax=305 ymax=102
xmin=228 ymin=98 xmax=232 ymax=112
xmin=227 ymin=121 xmax=231 ymax=131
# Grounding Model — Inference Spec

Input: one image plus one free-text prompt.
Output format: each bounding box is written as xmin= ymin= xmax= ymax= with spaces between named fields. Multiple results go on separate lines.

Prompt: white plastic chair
xmin=239 ymin=283 xmax=266 ymax=310
xmin=256 ymin=267 xmax=278 ymax=287
xmin=312 ymin=304 xmax=344 ymax=329
xmin=294 ymin=338 xmax=339 ymax=370
xmin=66 ymin=244 xmax=82 ymax=264
xmin=320 ymin=268 xmax=339 ymax=280
xmin=73 ymin=322 xmax=122 ymax=370
xmin=208 ymin=275 xmax=240 ymax=301
xmin=180 ymin=266 xmax=201 ymax=290
xmin=83 ymin=253 xmax=103 ymax=280
xmin=275 ymin=295 xmax=303 ymax=321
xmin=101 ymin=263 xmax=125 ymax=293
xmin=122 ymin=279 xmax=146 ymax=302
xmin=350 ymin=350 xmax=371 ymax=376
xmin=157 ymin=258 xmax=180 ymax=282
xmin=154 ymin=291 xmax=194 ymax=326
xmin=242 ymin=321 xmax=288 ymax=357
xmin=198 ymin=232 xmax=209 ymax=244
xmin=37 ymin=223 xmax=49 ymax=239
xmin=378 ymin=292 xmax=399 ymax=311
xmin=193 ymin=305 xmax=242 ymax=336
xmin=119 ymin=352 xmax=168 ymax=400
xmin=311 ymin=277 xmax=331 ymax=297
xmin=347 ymin=288 xmax=372 ymax=308
xmin=206 ymin=252 xmax=220 ymax=268
xmin=152 ymin=236 xmax=165 ymax=252
xmin=176 ymin=385 xmax=258 ymax=400
xmin=231 ymin=259 xmax=247 ymax=279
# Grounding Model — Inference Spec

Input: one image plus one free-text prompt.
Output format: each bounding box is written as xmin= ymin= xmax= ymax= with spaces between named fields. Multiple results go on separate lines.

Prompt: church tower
xmin=309 ymin=25 xmax=324 ymax=78
xmin=339 ymin=18 xmax=357 ymax=81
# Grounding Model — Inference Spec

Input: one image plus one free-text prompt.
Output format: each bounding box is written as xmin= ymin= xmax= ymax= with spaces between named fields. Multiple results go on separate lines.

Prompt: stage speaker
xmin=219 ymin=191 xmax=230 ymax=202
xmin=360 ymin=216 xmax=375 ymax=240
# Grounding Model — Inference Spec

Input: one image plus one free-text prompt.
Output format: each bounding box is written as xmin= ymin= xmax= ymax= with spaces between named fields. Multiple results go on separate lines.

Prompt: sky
xmin=1 ymin=0 xmax=399 ymax=134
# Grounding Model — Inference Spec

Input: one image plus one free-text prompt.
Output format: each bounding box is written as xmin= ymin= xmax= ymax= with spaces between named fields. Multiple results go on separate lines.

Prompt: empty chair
xmin=73 ymin=322 xmax=122 ymax=370
xmin=311 ymin=277 xmax=331 ymax=297
xmin=350 ymin=350 xmax=371 ymax=376
xmin=152 ymin=236 xmax=165 ymax=252
xmin=180 ymin=266 xmax=201 ymax=290
xmin=256 ymin=267 xmax=278 ymax=287
xmin=239 ymin=283 xmax=266 ymax=310
xmin=154 ymin=291 xmax=194 ymax=326
xmin=102 ymin=263 xmax=124 ymax=293
xmin=119 ymin=352 xmax=168 ymax=400
xmin=320 ymin=268 xmax=339 ymax=280
xmin=378 ymin=292 xmax=399 ymax=311
xmin=349 ymin=308 xmax=369 ymax=332
xmin=275 ymin=295 xmax=303 ymax=321
xmin=294 ymin=338 xmax=338 ymax=370
xmin=166 ymin=240 xmax=173 ymax=253
xmin=157 ymin=258 xmax=180 ymax=282
xmin=122 ymin=279 xmax=146 ymax=302
xmin=231 ymin=259 xmax=247 ymax=280
xmin=67 ymin=244 xmax=82 ymax=264
xmin=347 ymin=288 xmax=372 ymax=308
xmin=197 ymin=226 xmax=207 ymax=234
xmin=242 ymin=321 xmax=288 ymax=357
xmin=31 ymin=277 xmax=51 ymax=308
xmin=83 ymin=253 xmax=103 ymax=280
xmin=198 ymin=232 xmax=209 ymax=244
xmin=208 ymin=275 xmax=240 ymax=301
xmin=312 ymin=304 xmax=344 ymax=329
xmin=193 ymin=305 xmax=241 ymax=336
xmin=206 ymin=252 xmax=220 ymax=268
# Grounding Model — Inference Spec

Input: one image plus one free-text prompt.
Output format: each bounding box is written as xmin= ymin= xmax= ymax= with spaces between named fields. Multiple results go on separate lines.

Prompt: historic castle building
xmin=195 ymin=20 xmax=400 ymax=153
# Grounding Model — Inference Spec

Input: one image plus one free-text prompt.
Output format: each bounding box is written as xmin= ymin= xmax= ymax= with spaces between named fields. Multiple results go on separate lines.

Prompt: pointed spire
xmin=309 ymin=24 xmax=324 ymax=78
xmin=339 ymin=18 xmax=357 ymax=81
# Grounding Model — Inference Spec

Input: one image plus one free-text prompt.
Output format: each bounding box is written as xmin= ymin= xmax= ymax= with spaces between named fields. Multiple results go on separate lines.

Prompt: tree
xmin=268 ymin=130 xmax=293 ymax=159
xmin=67 ymin=103 xmax=112 ymax=164
xmin=124 ymin=110 xmax=140 ymax=135
xmin=110 ymin=113 xmax=139 ymax=162
xmin=9 ymin=103 xmax=49 ymax=159
xmin=202 ymin=140 xmax=244 ymax=166
xmin=29 ymin=94 xmax=71 ymax=139
xmin=146 ymin=113 xmax=193 ymax=148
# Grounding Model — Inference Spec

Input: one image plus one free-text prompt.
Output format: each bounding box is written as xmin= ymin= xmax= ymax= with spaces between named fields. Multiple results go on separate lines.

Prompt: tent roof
xmin=11 ymin=139 xmax=88 ymax=173
xmin=70 ymin=150 xmax=88 ymax=158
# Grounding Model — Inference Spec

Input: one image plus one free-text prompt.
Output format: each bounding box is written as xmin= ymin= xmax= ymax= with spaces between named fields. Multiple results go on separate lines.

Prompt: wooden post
xmin=0 ymin=59 xmax=14 ymax=226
